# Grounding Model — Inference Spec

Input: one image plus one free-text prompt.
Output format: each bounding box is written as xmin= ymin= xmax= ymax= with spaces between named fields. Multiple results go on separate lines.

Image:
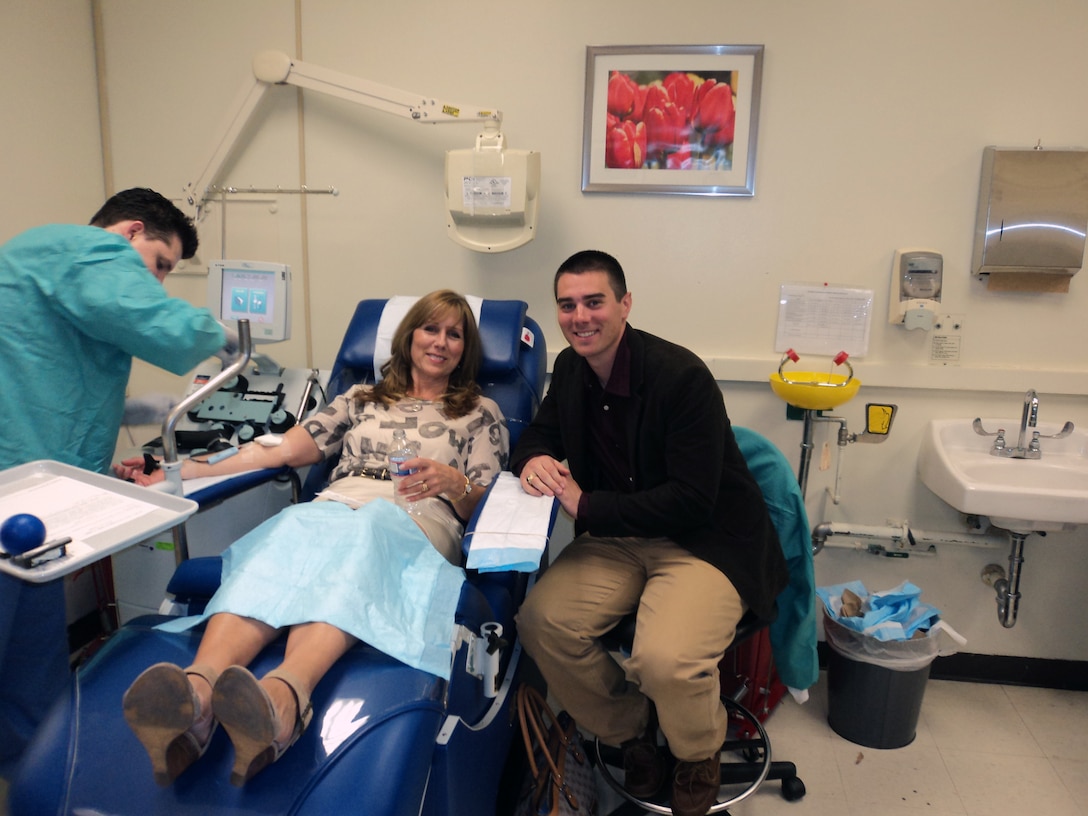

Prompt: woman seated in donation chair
xmin=112 ymin=289 xmax=508 ymax=787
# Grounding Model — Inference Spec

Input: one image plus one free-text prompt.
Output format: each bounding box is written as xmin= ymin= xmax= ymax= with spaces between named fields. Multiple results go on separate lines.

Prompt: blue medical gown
xmin=0 ymin=223 xmax=225 ymax=775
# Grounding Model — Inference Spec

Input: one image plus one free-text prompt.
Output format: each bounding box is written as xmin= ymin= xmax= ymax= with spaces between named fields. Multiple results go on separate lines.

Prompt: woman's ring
xmin=526 ymin=473 xmax=534 ymax=484
xmin=421 ymin=481 xmax=428 ymax=492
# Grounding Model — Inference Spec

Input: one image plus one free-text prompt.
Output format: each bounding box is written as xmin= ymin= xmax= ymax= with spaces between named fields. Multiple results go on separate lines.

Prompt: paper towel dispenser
xmin=972 ymin=146 xmax=1088 ymax=282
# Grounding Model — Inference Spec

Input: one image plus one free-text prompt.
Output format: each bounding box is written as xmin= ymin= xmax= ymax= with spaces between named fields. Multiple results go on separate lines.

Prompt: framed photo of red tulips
xmin=582 ymin=44 xmax=764 ymax=196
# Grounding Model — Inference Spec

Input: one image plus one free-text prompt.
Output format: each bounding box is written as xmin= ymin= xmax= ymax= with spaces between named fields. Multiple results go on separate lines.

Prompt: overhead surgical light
xmin=184 ymin=50 xmax=540 ymax=253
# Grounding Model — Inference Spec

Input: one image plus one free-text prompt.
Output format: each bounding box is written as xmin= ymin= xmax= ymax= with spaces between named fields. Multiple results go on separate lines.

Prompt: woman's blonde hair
xmin=354 ymin=290 xmax=482 ymax=418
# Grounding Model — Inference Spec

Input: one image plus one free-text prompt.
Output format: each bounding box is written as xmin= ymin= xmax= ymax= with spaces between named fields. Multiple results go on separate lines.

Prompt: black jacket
xmin=511 ymin=326 xmax=789 ymax=620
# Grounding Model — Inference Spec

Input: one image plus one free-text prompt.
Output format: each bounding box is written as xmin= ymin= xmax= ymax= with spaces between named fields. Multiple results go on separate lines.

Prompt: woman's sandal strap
xmin=184 ymin=663 xmax=220 ymax=689
xmin=262 ymin=668 xmax=313 ymax=734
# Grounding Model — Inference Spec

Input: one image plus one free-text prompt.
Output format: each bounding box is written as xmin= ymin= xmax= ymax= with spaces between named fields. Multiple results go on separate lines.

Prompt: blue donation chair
xmin=595 ymin=426 xmax=816 ymax=814
xmin=9 ymin=298 xmax=547 ymax=816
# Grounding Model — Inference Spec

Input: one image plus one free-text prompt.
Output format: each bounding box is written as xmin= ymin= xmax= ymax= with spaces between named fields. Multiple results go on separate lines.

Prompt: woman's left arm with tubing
xmin=113 ymin=425 xmax=323 ymax=486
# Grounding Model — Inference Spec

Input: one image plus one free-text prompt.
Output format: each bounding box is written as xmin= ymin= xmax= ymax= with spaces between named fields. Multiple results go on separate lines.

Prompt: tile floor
xmin=1 ymin=672 xmax=1085 ymax=816
xmin=594 ymin=672 xmax=1087 ymax=816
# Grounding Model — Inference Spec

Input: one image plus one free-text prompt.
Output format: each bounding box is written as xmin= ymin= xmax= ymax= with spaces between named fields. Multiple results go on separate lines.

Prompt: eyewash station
xmin=769 ymin=282 xmax=898 ymax=504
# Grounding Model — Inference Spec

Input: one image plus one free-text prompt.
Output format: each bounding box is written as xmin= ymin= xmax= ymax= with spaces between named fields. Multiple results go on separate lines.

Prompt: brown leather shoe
xmin=621 ymin=732 xmax=666 ymax=798
xmin=671 ymin=750 xmax=721 ymax=816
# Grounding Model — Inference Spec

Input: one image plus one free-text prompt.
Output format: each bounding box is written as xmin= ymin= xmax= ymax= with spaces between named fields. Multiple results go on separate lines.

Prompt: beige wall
xmin=4 ymin=0 xmax=1088 ymax=660
xmin=0 ymin=2 xmax=103 ymax=233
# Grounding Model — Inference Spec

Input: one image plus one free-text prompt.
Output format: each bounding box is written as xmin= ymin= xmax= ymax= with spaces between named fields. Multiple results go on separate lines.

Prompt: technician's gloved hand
xmin=214 ymin=321 xmax=241 ymax=365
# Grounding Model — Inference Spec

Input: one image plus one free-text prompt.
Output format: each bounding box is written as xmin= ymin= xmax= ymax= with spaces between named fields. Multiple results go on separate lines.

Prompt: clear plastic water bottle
xmin=387 ymin=429 xmax=419 ymax=514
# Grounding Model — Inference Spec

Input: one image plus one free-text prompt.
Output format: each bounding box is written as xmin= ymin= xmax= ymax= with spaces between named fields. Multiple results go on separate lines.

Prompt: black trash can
xmin=824 ymin=613 xmax=936 ymax=749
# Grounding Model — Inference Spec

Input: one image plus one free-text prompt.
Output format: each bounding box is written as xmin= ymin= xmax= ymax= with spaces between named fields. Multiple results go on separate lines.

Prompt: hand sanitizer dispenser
xmin=889 ymin=250 xmax=942 ymax=330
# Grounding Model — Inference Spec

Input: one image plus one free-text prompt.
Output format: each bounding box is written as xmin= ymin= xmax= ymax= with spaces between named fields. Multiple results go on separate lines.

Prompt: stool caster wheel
xmin=781 ymin=775 xmax=806 ymax=801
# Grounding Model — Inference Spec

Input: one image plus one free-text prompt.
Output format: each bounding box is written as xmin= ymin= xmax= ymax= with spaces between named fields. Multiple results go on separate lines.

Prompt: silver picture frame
xmin=581 ymin=44 xmax=764 ymax=196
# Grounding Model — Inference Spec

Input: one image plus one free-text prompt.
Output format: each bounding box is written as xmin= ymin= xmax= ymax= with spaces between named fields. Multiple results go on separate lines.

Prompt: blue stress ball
xmin=1 ymin=513 xmax=47 ymax=554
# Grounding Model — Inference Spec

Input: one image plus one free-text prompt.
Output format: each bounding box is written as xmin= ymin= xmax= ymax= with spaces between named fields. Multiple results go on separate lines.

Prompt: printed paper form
xmin=775 ymin=284 xmax=873 ymax=358
xmin=0 ymin=475 xmax=157 ymax=559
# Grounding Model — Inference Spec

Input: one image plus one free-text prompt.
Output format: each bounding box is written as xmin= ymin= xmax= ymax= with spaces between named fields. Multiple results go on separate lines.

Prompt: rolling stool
xmin=593 ymin=610 xmax=806 ymax=815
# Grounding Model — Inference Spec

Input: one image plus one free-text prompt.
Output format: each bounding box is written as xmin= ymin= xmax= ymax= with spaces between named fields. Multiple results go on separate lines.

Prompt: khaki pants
xmin=517 ymin=535 xmax=745 ymax=761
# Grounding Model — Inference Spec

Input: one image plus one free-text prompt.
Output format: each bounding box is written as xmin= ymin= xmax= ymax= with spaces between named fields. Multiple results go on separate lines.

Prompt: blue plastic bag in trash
xmin=817 ymin=580 xmax=942 ymax=641
xmin=818 ymin=580 xmax=966 ymax=670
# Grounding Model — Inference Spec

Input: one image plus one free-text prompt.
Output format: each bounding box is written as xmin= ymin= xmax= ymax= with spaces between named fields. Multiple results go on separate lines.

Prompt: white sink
xmin=918 ymin=417 xmax=1088 ymax=532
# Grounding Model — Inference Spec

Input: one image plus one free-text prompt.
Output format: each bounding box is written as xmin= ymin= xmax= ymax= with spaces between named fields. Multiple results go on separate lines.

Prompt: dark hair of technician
xmin=89 ymin=188 xmax=199 ymax=260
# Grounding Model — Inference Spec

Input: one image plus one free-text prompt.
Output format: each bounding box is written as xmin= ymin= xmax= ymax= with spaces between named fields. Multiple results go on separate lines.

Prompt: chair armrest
xmin=186 ymin=466 xmax=298 ymax=507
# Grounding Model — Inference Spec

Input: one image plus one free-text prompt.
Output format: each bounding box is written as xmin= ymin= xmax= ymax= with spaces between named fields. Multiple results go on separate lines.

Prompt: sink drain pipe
xmin=982 ymin=531 xmax=1032 ymax=629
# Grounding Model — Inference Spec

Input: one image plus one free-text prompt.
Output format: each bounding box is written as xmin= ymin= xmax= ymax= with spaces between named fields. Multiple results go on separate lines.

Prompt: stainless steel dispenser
xmin=972 ymin=146 xmax=1088 ymax=289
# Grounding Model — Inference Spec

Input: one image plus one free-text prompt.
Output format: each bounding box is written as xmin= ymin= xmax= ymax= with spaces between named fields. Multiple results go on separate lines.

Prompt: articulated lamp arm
xmin=182 ymin=50 xmax=504 ymax=221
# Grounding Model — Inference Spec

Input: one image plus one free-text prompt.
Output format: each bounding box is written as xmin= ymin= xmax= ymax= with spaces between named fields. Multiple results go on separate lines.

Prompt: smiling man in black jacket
xmin=513 ymin=250 xmax=788 ymax=816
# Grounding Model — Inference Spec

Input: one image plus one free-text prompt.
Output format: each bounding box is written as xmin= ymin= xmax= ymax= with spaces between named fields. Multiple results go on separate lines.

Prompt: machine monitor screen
xmin=207 ymin=260 xmax=291 ymax=344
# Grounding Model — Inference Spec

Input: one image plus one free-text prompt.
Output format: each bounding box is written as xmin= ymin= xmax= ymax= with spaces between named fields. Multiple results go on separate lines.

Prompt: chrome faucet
xmin=972 ymin=389 xmax=1075 ymax=459
xmin=1016 ymin=389 xmax=1039 ymax=456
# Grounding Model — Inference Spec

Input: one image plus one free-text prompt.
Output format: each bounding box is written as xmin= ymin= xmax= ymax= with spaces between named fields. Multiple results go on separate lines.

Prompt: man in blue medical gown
xmin=0 ymin=188 xmax=227 ymax=776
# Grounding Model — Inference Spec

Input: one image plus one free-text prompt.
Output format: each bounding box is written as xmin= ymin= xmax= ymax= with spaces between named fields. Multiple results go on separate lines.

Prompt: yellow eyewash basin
xmin=769 ymin=371 xmax=861 ymax=410
xmin=769 ymin=349 xmax=860 ymax=410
